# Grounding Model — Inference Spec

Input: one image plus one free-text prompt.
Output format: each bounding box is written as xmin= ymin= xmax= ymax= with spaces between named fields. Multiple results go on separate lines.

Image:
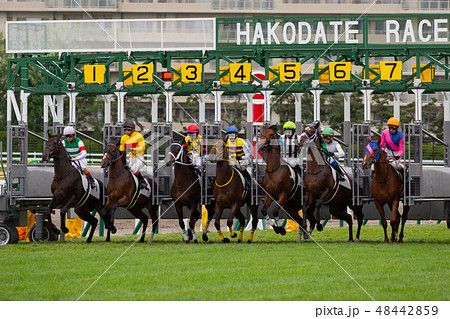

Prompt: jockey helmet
xmin=322 ymin=127 xmax=334 ymax=136
xmin=226 ymin=126 xmax=239 ymax=134
xmin=387 ymin=117 xmax=400 ymax=127
xmin=187 ymin=124 xmax=199 ymax=133
xmin=123 ymin=120 xmax=135 ymax=129
xmin=283 ymin=121 xmax=296 ymax=130
xmin=63 ymin=126 xmax=76 ymax=136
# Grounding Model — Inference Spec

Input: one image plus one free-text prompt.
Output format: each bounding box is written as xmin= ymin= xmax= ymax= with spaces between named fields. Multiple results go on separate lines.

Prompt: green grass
xmin=0 ymin=224 xmax=448 ymax=301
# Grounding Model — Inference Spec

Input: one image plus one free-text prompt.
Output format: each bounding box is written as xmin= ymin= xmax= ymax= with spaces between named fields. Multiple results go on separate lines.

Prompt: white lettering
xmin=402 ymin=20 xmax=416 ymax=42
xmin=345 ymin=21 xmax=359 ymax=44
xmin=314 ymin=21 xmax=327 ymax=44
xmin=434 ymin=19 xmax=448 ymax=42
xmin=329 ymin=21 xmax=343 ymax=44
xmin=237 ymin=22 xmax=250 ymax=45
xmin=252 ymin=23 xmax=265 ymax=45
xmin=298 ymin=22 xmax=311 ymax=44
xmin=283 ymin=22 xmax=296 ymax=45
xmin=386 ymin=20 xmax=400 ymax=43
xmin=267 ymin=22 xmax=280 ymax=45
xmin=418 ymin=19 xmax=432 ymax=42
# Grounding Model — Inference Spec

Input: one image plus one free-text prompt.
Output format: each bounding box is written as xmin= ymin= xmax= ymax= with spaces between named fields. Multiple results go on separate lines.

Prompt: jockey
xmin=62 ymin=126 xmax=95 ymax=189
xmin=225 ymin=125 xmax=252 ymax=178
xmin=322 ymin=127 xmax=346 ymax=181
xmin=279 ymin=121 xmax=302 ymax=175
xmin=380 ymin=117 xmax=404 ymax=171
xmin=119 ymin=120 xmax=148 ymax=190
xmin=184 ymin=124 xmax=202 ymax=172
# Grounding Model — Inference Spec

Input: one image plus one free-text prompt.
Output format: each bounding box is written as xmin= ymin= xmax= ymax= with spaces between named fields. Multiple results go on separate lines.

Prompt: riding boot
xmin=335 ymin=166 xmax=346 ymax=182
xmin=136 ymin=172 xmax=149 ymax=190
xmin=86 ymin=175 xmax=96 ymax=189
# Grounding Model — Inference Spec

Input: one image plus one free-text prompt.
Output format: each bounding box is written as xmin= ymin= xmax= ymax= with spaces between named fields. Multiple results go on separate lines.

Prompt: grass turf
xmin=0 ymin=224 xmax=448 ymax=301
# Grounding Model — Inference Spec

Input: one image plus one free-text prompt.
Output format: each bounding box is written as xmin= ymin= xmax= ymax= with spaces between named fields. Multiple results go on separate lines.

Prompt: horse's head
xmin=257 ymin=125 xmax=279 ymax=151
xmin=101 ymin=142 xmax=121 ymax=169
xmin=43 ymin=132 xmax=64 ymax=162
xmin=165 ymin=143 xmax=183 ymax=166
xmin=209 ymin=138 xmax=227 ymax=162
xmin=298 ymin=121 xmax=320 ymax=148
xmin=362 ymin=137 xmax=383 ymax=169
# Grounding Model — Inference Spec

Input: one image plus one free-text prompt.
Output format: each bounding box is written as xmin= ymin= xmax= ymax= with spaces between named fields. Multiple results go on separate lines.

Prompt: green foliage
xmin=222 ymin=96 xmax=246 ymax=131
xmin=0 ymin=224 xmax=448 ymax=300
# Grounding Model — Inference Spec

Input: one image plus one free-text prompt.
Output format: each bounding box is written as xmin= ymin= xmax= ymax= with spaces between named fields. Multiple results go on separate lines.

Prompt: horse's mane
xmin=268 ymin=124 xmax=278 ymax=131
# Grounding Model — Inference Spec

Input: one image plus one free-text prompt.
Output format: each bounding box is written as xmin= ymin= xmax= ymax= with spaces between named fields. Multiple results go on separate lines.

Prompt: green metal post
xmin=99 ymin=218 xmax=104 ymax=237
xmin=362 ymin=219 xmax=368 ymax=226
xmin=339 ymin=220 xmax=343 ymax=227
xmin=322 ymin=219 xmax=328 ymax=228
xmin=437 ymin=220 xmax=441 ymax=224
xmin=281 ymin=219 xmax=287 ymax=228
xmin=132 ymin=220 xmax=143 ymax=235
xmin=262 ymin=219 xmax=266 ymax=230
xmin=233 ymin=220 xmax=241 ymax=231
xmin=417 ymin=220 xmax=421 ymax=224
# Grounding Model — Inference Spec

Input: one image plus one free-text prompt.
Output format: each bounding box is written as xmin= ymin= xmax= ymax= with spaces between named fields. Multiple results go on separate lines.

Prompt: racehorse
xmin=209 ymin=138 xmax=259 ymax=243
xmin=362 ymin=137 xmax=410 ymax=243
xmin=43 ymin=132 xmax=114 ymax=243
xmin=165 ymin=142 xmax=214 ymax=243
xmin=298 ymin=122 xmax=364 ymax=242
xmin=257 ymin=125 xmax=316 ymax=242
xmin=101 ymin=141 xmax=158 ymax=243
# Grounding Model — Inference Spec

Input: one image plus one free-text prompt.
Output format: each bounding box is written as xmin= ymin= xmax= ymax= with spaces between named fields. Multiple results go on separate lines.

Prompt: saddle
xmin=74 ymin=171 xmax=100 ymax=208
xmin=234 ymin=168 xmax=251 ymax=200
xmin=286 ymin=164 xmax=302 ymax=202
xmin=128 ymin=169 xmax=151 ymax=209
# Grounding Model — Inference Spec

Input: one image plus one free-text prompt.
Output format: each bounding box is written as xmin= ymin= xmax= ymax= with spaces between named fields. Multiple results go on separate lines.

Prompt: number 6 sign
xmin=329 ymin=62 xmax=351 ymax=81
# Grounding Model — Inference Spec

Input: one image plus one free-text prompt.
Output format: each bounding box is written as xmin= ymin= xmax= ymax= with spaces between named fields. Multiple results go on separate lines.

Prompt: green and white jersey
xmin=62 ymin=137 xmax=87 ymax=160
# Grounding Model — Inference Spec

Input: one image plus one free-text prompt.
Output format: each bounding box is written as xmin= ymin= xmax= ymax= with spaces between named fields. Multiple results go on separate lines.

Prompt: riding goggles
xmin=227 ymin=133 xmax=236 ymax=139
xmin=284 ymin=129 xmax=293 ymax=136
xmin=66 ymin=134 xmax=75 ymax=138
xmin=187 ymin=133 xmax=197 ymax=139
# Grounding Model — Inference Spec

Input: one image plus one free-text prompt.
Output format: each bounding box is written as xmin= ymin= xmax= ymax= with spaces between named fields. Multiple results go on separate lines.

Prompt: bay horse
xmin=298 ymin=122 xmax=364 ymax=242
xmin=257 ymin=125 xmax=316 ymax=242
xmin=362 ymin=137 xmax=410 ymax=243
xmin=43 ymin=132 xmax=114 ymax=243
xmin=165 ymin=142 xmax=214 ymax=243
xmin=101 ymin=141 xmax=158 ymax=243
xmin=209 ymin=138 xmax=259 ymax=243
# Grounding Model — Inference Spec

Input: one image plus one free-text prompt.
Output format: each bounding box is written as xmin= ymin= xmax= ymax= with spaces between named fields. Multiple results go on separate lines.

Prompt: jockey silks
xmin=120 ymin=131 xmax=145 ymax=157
xmin=62 ymin=137 xmax=87 ymax=160
xmin=184 ymin=134 xmax=202 ymax=154
xmin=280 ymin=134 xmax=299 ymax=158
xmin=226 ymin=137 xmax=250 ymax=162
xmin=380 ymin=128 xmax=404 ymax=158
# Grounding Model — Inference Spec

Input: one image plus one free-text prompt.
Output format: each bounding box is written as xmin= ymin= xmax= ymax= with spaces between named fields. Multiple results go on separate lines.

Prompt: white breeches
xmin=128 ymin=156 xmax=145 ymax=174
xmin=71 ymin=158 xmax=88 ymax=171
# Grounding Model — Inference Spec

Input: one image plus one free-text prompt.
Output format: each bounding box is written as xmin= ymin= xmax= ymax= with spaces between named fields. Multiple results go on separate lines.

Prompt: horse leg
xmin=337 ymin=205 xmax=354 ymax=242
xmin=351 ymin=205 xmax=364 ymax=242
xmin=235 ymin=210 xmax=246 ymax=243
xmin=261 ymin=194 xmax=279 ymax=234
xmin=147 ymin=204 xmax=159 ymax=243
xmin=46 ymin=197 xmax=57 ymax=215
xmin=399 ymin=205 xmax=410 ymax=243
xmin=227 ymin=203 xmax=239 ymax=239
xmin=77 ymin=207 xmax=98 ymax=243
xmin=175 ymin=203 xmax=189 ymax=243
xmin=188 ymin=205 xmax=200 ymax=243
xmin=248 ymin=205 xmax=259 ymax=244
xmin=389 ymin=200 xmax=400 ymax=243
xmin=214 ymin=203 xmax=229 ymax=243
xmin=374 ymin=200 xmax=389 ymax=243
xmin=59 ymin=195 xmax=78 ymax=234
xmin=202 ymin=203 xmax=215 ymax=242
xmin=272 ymin=193 xmax=289 ymax=236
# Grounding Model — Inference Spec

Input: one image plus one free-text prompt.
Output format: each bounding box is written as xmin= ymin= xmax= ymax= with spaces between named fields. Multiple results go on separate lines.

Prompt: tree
xmin=222 ymin=95 xmax=246 ymax=131
xmin=271 ymin=92 xmax=314 ymax=130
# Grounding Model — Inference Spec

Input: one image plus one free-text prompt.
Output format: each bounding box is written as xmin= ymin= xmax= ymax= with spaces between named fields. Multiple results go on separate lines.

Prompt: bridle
xmin=102 ymin=143 xmax=124 ymax=168
xmin=167 ymin=143 xmax=192 ymax=166
xmin=364 ymin=141 xmax=391 ymax=183
xmin=259 ymin=131 xmax=280 ymax=152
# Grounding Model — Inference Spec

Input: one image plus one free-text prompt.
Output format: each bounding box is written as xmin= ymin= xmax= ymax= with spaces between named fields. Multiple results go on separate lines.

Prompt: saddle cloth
xmin=127 ymin=171 xmax=151 ymax=209
xmin=73 ymin=170 xmax=100 ymax=208
xmin=330 ymin=166 xmax=351 ymax=190
xmin=233 ymin=168 xmax=249 ymax=200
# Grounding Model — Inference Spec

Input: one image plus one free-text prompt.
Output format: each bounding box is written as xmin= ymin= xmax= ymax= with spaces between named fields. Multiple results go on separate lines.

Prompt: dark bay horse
xmin=101 ymin=142 xmax=158 ymax=243
xmin=165 ymin=142 xmax=214 ymax=243
xmin=209 ymin=138 xmax=259 ymax=243
xmin=298 ymin=122 xmax=364 ymax=242
xmin=43 ymin=132 xmax=114 ymax=243
xmin=257 ymin=125 xmax=316 ymax=242
xmin=362 ymin=138 xmax=410 ymax=243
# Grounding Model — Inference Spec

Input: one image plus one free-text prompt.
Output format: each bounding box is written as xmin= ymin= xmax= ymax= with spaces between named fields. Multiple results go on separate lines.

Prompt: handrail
xmin=0 ymin=142 xmax=6 ymax=181
xmin=422 ymin=129 xmax=447 ymax=146
xmin=76 ymin=130 xmax=103 ymax=146
xmin=27 ymin=130 xmax=48 ymax=142
xmin=371 ymin=129 xmax=381 ymax=137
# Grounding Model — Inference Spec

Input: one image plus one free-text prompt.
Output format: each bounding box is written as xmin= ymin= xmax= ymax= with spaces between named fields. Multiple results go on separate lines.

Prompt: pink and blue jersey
xmin=380 ymin=128 xmax=404 ymax=157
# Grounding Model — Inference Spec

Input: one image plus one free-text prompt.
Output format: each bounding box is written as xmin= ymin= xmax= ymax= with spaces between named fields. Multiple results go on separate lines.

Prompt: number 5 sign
xmin=329 ymin=62 xmax=351 ymax=81
xmin=279 ymin=62 xmax=301 ymax=82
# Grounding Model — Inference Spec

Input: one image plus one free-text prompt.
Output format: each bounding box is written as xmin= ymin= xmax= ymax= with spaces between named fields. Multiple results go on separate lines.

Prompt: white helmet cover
xmin=63 ymin=126 xmax=76 ymax=135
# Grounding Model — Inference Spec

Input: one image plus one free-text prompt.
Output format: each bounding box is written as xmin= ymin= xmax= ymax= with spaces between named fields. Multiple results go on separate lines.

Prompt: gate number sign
xmin=230 ymin=63 xmax=251 ymax=83
xmin=279 ymin=62 xmax=301 ymax=82
xmin=84 ymin=65 xmax=106 ymax=83
xmin=329 ymin=62 xmax=351 ymax=81
xmin=132 ymin=64 xmax=153 ymax=84
xmin=380 ymin=61 xmax=402 ymax=81
xmin=181 ymin=64 xmax=203 ymax=83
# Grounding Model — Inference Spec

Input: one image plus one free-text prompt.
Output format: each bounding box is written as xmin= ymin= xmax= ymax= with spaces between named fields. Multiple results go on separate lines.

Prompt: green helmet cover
xmin=322 ymin=127 xmax=334 ymax=136
xmin=283 ymin=121 xmax=296 ymax=130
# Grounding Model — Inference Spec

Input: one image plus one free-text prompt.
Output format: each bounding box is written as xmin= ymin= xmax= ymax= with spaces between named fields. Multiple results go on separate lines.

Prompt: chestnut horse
xmin=298 ymin=122 xmax=364 ymax=242
xmin=101 ymin=141 xmax=158 ymax=243
xmin=257 ymin=125 xmax=316 ymax=242
xmin=209 ymin=138 xmax=259 ymax=243
xmin=43 ymin=132 xmax=114 ymax=243
xmin=362 ymin=138 xmax=410 ymax=243
xmin=165 ymin=142 xmax=214 ymax=243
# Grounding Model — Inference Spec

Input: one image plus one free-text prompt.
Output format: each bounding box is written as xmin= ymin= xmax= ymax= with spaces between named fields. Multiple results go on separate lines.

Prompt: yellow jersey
xmin=119 ymin=131 xmax=145 ymax=157
xmin=184 ymin=135 xmax=202 ymax=154
xmin=225 ymin=137 xmax=245 ymax=161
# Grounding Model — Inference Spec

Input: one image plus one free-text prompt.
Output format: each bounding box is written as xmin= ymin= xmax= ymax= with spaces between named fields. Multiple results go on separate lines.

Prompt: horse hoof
xmin=111 ymin=226 xmax=117 ymax=234
xmin=238 ymin=239 xmax=242 ymax=243
xmin=187 ymin=229 xmax=193 ymax=241
xmin=317 ymin=224 xmax=323 ymax=232
xmin=202 ymin=234 xmax=209 ymax=242
xmin=62 ymin=227 xmax=69 ymax=234
xmin=355 ymin=238 xmax=360 ymax=243
xmin=86 ymin=238 xmax=92 ymax=244
xmin=222 ymin=238 xmax=230 ymax=243
xmin=279 ymin=228 xmax=286 ymax=236
xmin=247 ymin=240 xmax=252 ymax=244
xmin=273 ymin=227 xmax=280 ymax=234
xmin=185 ymin=240 xmax=190 ymax=244
xmin=194 ymin=240 xmax=198 ymax=244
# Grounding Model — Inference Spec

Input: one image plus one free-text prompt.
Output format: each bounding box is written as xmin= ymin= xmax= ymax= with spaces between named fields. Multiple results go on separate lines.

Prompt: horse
xmin=165 ymin=142 xmax=214 ymax=243
xmin=101 ymin=141 xmax=158 ymax=243
xmin=42 ymin=132 xmax=114 ymax=243
xmin=209 ymin=138 xmax=259 ymax=243
xmin=298 ymin=122 xmax=364 ymax=242
xmin=257 ymin=125 xmax=316 ymax=242
xmin=362 ymin=137 xmax=410 ymax=243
